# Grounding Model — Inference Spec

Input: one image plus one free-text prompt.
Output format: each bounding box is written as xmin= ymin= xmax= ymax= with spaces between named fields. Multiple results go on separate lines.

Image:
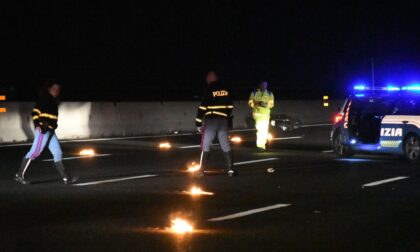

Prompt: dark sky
xmin=1 ymin=1 xmax=420 ymax=100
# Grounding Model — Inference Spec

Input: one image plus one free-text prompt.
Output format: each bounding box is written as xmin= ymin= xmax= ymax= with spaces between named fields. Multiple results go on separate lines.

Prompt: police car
xmin=331 ymin=84 xmax=420 ymax=162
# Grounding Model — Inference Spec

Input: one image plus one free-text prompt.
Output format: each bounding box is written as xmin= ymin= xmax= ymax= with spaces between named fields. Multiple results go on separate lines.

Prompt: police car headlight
xmin=271 ymin=120 xmax=276 ymax=126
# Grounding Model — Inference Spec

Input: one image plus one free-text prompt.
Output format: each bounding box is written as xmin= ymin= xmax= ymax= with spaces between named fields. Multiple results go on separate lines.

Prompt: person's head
xmin=259 ymin=81 xmax=268 ymax=91
xmin=43 ymin=80 xmax=61 ymax=98
xmin=206 ymin=71 xmax=219 ymax=84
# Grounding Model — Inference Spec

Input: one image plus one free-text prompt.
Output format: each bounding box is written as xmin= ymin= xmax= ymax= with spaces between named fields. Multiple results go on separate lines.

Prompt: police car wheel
xmin=404 ymin=135 xmax=420 ymax=162
xmin=333 ymin=132 xmax=353 ymax=157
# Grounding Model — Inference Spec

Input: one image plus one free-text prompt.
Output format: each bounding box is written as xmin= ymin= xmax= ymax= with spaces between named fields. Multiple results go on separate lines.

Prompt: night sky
xmin=1 ymin=1 xmax=420 ymax=101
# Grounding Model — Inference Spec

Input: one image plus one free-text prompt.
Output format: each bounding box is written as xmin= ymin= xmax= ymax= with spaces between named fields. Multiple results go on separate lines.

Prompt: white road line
xmin=179 ymin=145 xmax=201 ymax=149
xmin=234 ymin=158 xmax=279 ymax=166
xmin=271 ymin=136 xmax=304 ymax=141
xmin=42 ymin=154 xmax=112 ymax=162
xmin=322 ymin=150 xmax=334 ymax=153
xmin=0 ymin=133 xmax=198 ymax=148
xmin=73 ymin=174 xmax=157 ymax=186
xmin=300 ymin=123 xmax=332 ymax=128
xmin=0 ymin=143 xmax=32 ymax=148
xmin=208 ymin=203 xmax=291 ymax=222
xmin=362 ymin=176 xmax=409 ymax=188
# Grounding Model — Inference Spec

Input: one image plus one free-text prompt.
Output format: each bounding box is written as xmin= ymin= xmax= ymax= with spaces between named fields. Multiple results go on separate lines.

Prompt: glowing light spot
xmin=79 ymin=148 xmax=95 ymax=156
xmin=184 ymin=186 xmax=214 ymax=196
xmin=230 ymin=136 xmax=242 ymax=143
xmin=168 ymin=218 xmax=193 ymax=234
xmin=159 ymin=142 xmax=172 ymax=149
xmin=267 ymin=133 xmax=273 ymax=141
xmin=187 ymin=162 xmax=201 ymax=172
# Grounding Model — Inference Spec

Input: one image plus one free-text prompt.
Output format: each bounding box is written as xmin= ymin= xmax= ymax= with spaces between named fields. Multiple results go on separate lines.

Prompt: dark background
xmin=1 ymin=1 xmax=419 ymax=101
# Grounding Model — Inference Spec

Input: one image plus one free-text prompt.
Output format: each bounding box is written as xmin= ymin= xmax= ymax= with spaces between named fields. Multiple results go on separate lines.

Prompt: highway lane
xmin=0 ymin=126 xmax=420 ymax=251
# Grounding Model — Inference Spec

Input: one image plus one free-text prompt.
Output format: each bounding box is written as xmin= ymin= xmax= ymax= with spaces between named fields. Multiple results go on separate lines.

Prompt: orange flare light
xmin=185 ymin=186 xmax=214 ymax=196
xmin=168 ymin=218 xmax=194 ymax=234
xmin=159 ymin=142 xmax=172 ymax=149
xmin=267 ymin=133 xmax=273 ymax=141
xmin=79 ymin=148 xmax=95 ymax=156
xmin=230 ymin=136 xmax=242 ymax=143
xmin=187 ymin=162 xmax=201 ymax=172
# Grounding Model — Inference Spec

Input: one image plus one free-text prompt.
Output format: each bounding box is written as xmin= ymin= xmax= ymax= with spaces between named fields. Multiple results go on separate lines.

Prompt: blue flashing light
xmin=354 ymin=85 xmax=366 ymax=90
xmin=402 ymin=84 xmax=420 ymax=91
xmin=350 ymin=139 xmax=357 ymax=144
xmin=386 ymin=85 xmax=400 ymax=91
xmin=355 ymin=93 xmax=365 ymax=98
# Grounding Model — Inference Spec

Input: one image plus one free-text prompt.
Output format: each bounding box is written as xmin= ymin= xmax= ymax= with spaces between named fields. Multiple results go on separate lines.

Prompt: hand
xmin=196 ymin=127 xmax=202 ymax=133
xmin=260 ymin=102 xmax=268 ymax=108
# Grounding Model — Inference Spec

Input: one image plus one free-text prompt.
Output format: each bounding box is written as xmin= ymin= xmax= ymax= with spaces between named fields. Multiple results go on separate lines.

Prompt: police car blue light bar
xmin=353 ymin=83 xmax=420 ymax=93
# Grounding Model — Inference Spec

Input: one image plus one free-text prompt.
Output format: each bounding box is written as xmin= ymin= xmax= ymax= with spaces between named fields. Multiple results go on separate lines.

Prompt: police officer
xmin=248 ymin=81 xmax=275 ymax=151
xmin=195 ymin=71 xmax=237 ymax=176
xmin=15 ymin=81 xmax=76 ymax=185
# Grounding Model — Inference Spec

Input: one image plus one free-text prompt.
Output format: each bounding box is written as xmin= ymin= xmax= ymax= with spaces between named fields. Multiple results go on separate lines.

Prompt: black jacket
xmin=32 ymin=93 xmax=59 ymax=132
xmin=195 ymin=81 xmax=234 ymax=127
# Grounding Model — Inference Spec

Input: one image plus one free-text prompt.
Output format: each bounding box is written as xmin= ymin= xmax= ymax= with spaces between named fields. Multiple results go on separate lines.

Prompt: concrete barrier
xmin=0 ymin=100 xmax=342 ymax=143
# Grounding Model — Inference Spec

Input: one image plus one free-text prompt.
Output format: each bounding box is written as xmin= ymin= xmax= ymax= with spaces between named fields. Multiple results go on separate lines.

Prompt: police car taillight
xmin=334 ymin=113 xmax=343 ymax=123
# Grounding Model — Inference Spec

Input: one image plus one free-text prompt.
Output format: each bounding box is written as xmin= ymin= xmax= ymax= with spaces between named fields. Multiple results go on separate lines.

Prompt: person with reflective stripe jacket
xmin=248 ymin=80 xmax=275 ymax=150
xmin=15 ymin=81 xmax=76 ymax=185
xmin=194 ymin=71 xmax=237 ymax=177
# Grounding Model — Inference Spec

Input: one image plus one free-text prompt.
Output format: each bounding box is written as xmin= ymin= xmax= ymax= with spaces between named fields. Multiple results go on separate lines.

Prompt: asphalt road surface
xmin=1 ymin=125 xmax=420 ymax=251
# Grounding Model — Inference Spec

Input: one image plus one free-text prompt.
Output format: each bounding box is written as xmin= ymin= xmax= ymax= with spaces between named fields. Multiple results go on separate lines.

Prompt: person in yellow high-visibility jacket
xmin=248 ymin=81 xmax=274 ymax=150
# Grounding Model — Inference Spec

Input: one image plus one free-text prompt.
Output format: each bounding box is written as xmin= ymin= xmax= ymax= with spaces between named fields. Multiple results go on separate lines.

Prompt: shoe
xmin=14 ymin=174 xmax=29 ymax=185
xmin=227 ymin=169 xmax=238 ymax=177
xmin=223 ymin=151 xmax=238 ymax=176
xmin=54 ymin=161 xmax=76 ymax=184
xmin=63 ymin=176 xmax=78 ymax=185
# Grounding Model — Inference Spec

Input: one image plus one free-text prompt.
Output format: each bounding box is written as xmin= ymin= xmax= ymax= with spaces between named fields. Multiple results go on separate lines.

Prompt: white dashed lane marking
xmin=362 ymin=176 xmax=409 ymax=188
xmin=208 ymin=203 xmax=291 ymax=221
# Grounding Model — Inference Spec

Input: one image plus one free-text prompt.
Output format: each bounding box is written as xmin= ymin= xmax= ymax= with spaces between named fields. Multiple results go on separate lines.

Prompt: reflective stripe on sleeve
xmin=40 ymin=113 xmax=58 ymax=120
xmin=33 ymin=108 xmax=41 ymax=115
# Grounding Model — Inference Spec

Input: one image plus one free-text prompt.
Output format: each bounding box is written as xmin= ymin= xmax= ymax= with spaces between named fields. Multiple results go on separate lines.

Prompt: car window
xmin=391 ymin=97 xmax=420 ymax=116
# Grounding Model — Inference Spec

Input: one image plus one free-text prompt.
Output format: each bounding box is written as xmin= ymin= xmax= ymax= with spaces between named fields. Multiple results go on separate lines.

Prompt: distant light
xmin=323 ymin=95 xmax=329 ymax=100
xmin=79 ymin=148 xmax=95 ymax=156
xmin=159 ymin=142 xmax=172 ymax=149
xmin=0 ymin=95 xmax=5 ymax=101
xmin=267 ymin=133 xmax=273 ymax=141
xmin=230 ymin=136 xmax=242 ymax=143
xmin=270 ymin=120 xmax=276 ymax=126
xmin=184 ymin=186 xmax=214 ymax=196
xmin=187 ymin=162 xmax=200 ymax=172
xmin=168 ymin=218 xmax=194 ymax=234
xmin=323 ymin=102 xmax=329 ymax=107
xmin=350 ymin=139 xmax=357 ymax=144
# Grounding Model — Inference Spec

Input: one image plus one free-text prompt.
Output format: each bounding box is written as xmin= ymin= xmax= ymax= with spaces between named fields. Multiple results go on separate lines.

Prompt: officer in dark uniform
xmin=15 ymin=81 xmax=76 ymax=185
xmin=195 ymin=71 xmax=238 ymax=176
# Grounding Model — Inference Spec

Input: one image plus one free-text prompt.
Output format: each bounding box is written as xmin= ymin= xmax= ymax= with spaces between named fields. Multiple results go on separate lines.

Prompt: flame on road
xmin=159 ymin=142 xmax=172 ymax=149
xmin=187 ymin=162 xmax=201 ymax=172
xmin=230 ymin=136 xmax=242 ymax=143
xmin=184 ymin=186 xmax=214 ymax=196
xmin=168 ymin=218 xmax=194 ymax=234
xmin=79 ymin=148 xmax=95 ymax=156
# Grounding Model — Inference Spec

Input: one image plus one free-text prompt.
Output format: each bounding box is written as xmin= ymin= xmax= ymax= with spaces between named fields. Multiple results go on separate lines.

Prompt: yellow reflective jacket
xmin=248 ymin=89 xmax=274 ymax=117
